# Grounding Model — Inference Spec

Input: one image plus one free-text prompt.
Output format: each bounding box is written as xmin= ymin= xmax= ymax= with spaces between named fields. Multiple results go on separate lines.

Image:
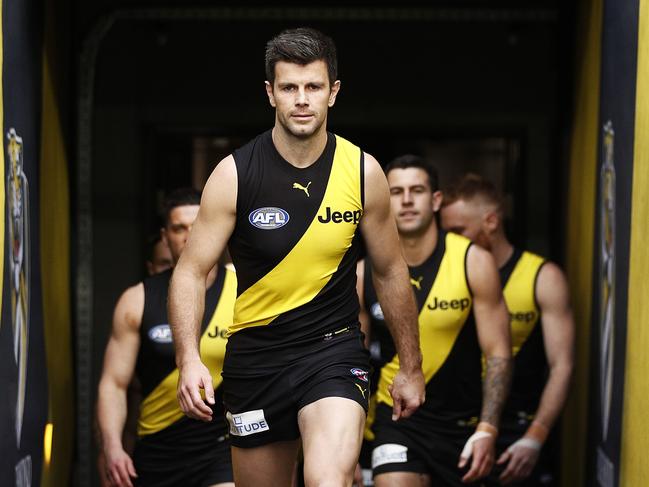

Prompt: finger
xmin=126 ymin=457 xmax=137 ymax=478
xmin=185 ymin=385 xmax=213 ymax=420
xmin=119 ymin=463 xmax=135 ymax=487
xmin=461 ymin=454 xmax=482 ymax=483
xmin=392 ymin=399 xmax=402 ymax=421
xmin=499 ymin=455 xmax=521 ymax=484
xmin=111 ymin=465 xmax=128 ymax=487
xmin=202 ymin=374 xmax=215 ymax=405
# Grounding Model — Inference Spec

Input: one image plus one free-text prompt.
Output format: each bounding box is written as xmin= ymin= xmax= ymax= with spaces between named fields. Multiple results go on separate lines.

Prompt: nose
xmin=402 ymin=189 xmax=413 ymax=205
xmin=296 ymin=87 xmax=308 ymax=106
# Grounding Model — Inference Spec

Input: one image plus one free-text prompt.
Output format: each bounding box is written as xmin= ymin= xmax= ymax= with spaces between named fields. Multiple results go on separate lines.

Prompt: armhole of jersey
xmin=533 ymin=259 xmax=548 ymax=311
xmin=363 ymin=258 xmax=372 ymax=312
xmin=464 ymin=242 xmax=474 ymax=297
xmin=360 ymin=150 xmax=365 ymax=209
xmin=232 ymin=152 xmax=243 ymax=217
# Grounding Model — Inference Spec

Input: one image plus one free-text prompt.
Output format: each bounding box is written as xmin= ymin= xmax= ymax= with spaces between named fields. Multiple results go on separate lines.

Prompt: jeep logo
xmin=509 ymin=311 xmax=537 ymax=323
xmin=427 ymin=297 xmax=470 ymax=312
xmin=318 ymin=207 xmax=362 ymax=225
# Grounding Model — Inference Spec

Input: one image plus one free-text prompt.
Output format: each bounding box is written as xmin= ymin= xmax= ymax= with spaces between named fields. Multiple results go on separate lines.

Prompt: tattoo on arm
xmin=481 ymin=357 xmax=513 ymax=426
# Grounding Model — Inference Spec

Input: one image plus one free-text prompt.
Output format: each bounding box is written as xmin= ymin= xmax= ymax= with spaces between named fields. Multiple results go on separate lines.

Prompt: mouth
xmin=292 ymin=113 xmax=315 ymax=121
xmin=399 ymin=211 xmax=418 ymax=218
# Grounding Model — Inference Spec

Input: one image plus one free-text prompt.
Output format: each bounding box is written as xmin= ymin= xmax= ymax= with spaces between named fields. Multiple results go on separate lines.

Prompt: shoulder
xmin=466 ymin=242 xmax=497 ymax=272
xmin=536 ymin=261 xmax=570 ymax=305
xmin=114 ymin=282 xmax=145 ymax=331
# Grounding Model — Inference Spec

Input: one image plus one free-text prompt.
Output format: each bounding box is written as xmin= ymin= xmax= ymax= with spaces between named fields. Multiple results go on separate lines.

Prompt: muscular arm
xmin=360 ymin=153 xmax=424 ymax=419
xmin=459 ymin=244 xmax=512 ymax=482
xmin=168 ymin=155 xmax=237 ymax=420
xmin=356 ymin=260 xmax=370 ymax=348
xmin=97 ymin=284 xmax=143 ymax=487
xmin=468 ymin=245 xmax=512 ymax=426
xmin=532 ymin=262 xmax=575 ymax=432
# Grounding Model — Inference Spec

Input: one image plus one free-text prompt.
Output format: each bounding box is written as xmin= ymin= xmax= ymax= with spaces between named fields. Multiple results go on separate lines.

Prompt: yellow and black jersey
xmin=135 ymin=266 xmax=236 ymax=437
xmin=226 ymin=130 xmax=364 ymax=358
xmin=500 ymin=248 xmax=547 ymax=415
xmin=377 ymin=231 xmax=481 ymax=426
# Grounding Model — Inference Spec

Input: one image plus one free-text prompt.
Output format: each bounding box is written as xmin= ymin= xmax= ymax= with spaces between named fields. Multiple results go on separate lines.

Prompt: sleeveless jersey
xmin=135 ymin=266 xmax=237 ymax=436
xmin=377 ymin=231 xmax=480 ymax=425
xmin=226 ymin=130 xmax=364 ymax=350
xmin=500 ymin=248 xmax=547 ymax=415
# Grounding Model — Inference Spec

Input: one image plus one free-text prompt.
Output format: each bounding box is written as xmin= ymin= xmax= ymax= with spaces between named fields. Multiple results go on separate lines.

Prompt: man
xmin=359 ymin=155 xmax=513 ymax=487
xmin=96 ymin=233 xmax=172 ymax=487
xmin=169 ymin=28 xmax=425 ymax=487
xmin=97 ymin=188 xmax=236 ymax=487
xmin=441 ymin=174 xmax=574 ymax=486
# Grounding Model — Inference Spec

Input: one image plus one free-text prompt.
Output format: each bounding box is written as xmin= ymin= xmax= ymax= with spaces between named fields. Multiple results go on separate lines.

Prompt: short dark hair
xmin=162 ymin=187 xmax=201 ymax=226
xmin=384 ymin=154 xmax=439 ymax=192
xmin=265 ymin=27 xmax=338 ymax=86
xmin=442 ymin=173 xmax=504 ymax=214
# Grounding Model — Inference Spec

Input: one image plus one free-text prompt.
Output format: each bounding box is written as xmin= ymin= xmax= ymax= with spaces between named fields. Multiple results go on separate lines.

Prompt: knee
xmin=304 ymin=473 xmax=351 ymax=487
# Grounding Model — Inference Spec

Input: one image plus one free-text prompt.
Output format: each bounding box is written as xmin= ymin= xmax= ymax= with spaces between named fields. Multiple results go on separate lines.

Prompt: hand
xmin=177 ymin=359 xmax=215 ymax=421
xmin=388 ymin=368 xmax=425 ymax=420
xmin=497 ymin=437 xmax=541 ymax=484
xmin=104 ymin=445 xmax=137 ymax=487
xmin=458 ymin=431 xmax=496 ymax=483
xmin=353 ymin=462 xmax=365 ymax=487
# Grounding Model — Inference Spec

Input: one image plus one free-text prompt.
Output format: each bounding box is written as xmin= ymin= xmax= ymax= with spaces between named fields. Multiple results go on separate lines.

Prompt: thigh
xmin=231 ymin=440 xmax=300 ymax=487
xmin=299 ymin=397 xmax=366 ymax=486
xmin=374 ymin=472 xmax=431 ymax=487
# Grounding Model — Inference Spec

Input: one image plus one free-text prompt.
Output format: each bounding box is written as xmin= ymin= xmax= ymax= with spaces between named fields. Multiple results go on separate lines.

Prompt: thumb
xmin=202 ymin=374 xmax=215 ymax=405
xmin=497 ymin=449 xmax=511 ymax=465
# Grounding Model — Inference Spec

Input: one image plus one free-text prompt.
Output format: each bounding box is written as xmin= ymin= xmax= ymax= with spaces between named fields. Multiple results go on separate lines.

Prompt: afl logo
xmin=350 ymin=368 xmax=369 ymax=382
xmin=249 ymin=207 xmax=290 ymax=230
xmin=149 ymin=324 xmax=173 ymax=344
xmin=370 ymin=302 xmax=384 ymax=321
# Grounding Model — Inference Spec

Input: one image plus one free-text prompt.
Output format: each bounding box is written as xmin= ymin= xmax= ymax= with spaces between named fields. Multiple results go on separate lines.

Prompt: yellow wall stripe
xmin=39 ymin=53 xmax=74 ymax=487
xmin=231 ymin=136 xmax=362 ymax=333
xmin=561 ymin=0 xmax=602 ymax=485
xmin=620 ymin=0 xmax=649 ymax=482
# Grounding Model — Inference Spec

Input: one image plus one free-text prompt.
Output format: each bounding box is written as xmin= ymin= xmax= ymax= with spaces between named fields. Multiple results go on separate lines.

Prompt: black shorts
xmin=484 ymin=413 xmax=557 ymax=487
xmin=222 ymin=329 xmax=371 ymax=448
xmin=133 ymin=411 xmax=233 ymax=487
xmin=372 ymin=403 xmax=475 ymax=487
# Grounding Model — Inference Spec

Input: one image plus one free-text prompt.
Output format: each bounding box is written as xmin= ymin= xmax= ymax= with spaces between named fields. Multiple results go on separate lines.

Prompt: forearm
xmin=98 ymin=381 xmax=128 ymax=451
xmin=372 ymin=263 xmax=422 ymax=372
xmin=531 ymin=363 xmax=573 ymax=431
xmin=169 ymin=266 xmax=206 ymax=366
xmin=480 ymin=356 xmax=513 ymax=428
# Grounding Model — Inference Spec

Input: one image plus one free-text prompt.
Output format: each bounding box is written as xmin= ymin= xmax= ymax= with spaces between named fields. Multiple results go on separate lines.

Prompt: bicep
xmin=537 ymin=263 xmax=575 ymax=367
xmin=468 ymin=246 xmax=511 ymax=357
xmin=359 ymin=154 xmax=402 ymax=277
xmin=176 ymin=156 xmax=238 ymax=276
xmin=100 ymin=285 xmax=143 ymax=389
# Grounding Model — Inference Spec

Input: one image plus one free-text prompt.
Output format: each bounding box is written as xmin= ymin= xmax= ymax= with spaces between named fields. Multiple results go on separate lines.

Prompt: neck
xmin=400 ymin=221 xmax=439 ymax=267
xmin=272 ymin=123 xmax=328 ymax=168
xmin=490 ymin=232 xmax=514 ymax=269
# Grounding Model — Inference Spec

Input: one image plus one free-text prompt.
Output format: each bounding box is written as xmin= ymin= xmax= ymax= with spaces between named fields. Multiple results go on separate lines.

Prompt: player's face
xmin=161 ymin=205 xmax=200 ymax=263
xmin=387 ymin=168 xmax=441 ymax=237
xmin=146 ymin=239 xmax=173 ymax=275
xmin=266 ymin=60 xmax=340 ymax=139
xmin=440 ymin=199 xmax=491 ymax=249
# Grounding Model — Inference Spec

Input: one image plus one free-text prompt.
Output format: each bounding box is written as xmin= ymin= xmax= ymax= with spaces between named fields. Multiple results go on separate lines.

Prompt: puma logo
xmin=410 ymin=276 xmax=423 ymax=291
xmin=293 ymin=181 xmax=312 ymax=197
xmin=355 ymin=383 xmax=367 ymax=399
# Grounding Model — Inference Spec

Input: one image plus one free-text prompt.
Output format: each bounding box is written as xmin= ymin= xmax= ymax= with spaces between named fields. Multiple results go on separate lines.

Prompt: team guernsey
xmin=372 ymin=231 xmax=481 ymax=485
xmin=485 ymin=248 xmax=552 ymax=487
xmin=133 ymin=267 xmax=236 ymax=487
xmin=223 ymin=130 xmax=370 ymax=448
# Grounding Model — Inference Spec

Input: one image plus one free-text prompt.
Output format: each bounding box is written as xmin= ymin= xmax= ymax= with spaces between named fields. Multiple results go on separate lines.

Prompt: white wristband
xmin=460 ymin=431 xmax=493 ymax=460
xmin=508 ymin=437 xmax=542 ymax=453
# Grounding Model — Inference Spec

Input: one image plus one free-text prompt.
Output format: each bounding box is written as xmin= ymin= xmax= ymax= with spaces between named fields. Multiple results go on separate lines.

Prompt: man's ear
xmin=484 ymin=210 xmax=500 ymax=234
xmin=432 ymin=190 xmax=443 ymax=212
xmin=328 ymin=80 xmax=341 ymax=107
xmin=265 ymin=81 xmax=276 ymax=107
